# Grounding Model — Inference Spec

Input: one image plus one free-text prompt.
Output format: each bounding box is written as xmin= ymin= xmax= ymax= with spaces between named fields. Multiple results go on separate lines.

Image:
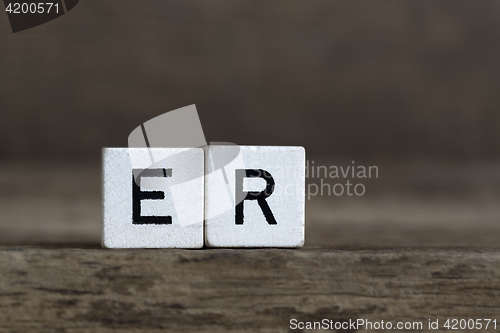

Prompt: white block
xmin=102 ymin=148 xmax=204 ymax=248
xmin=205 ymin=145 xmax=305 ymax=247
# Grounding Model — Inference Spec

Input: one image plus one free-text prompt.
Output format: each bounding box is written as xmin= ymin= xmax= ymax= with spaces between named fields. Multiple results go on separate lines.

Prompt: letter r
xmin=235 ymin=169 xmax=277 ymax=225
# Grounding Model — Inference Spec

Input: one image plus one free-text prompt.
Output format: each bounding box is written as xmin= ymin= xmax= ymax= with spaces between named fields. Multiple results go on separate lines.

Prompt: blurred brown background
xmin=1 ymin=0 xmax=500 ymax=247
xmin=2 ymin=0 xmax=500 ymax=160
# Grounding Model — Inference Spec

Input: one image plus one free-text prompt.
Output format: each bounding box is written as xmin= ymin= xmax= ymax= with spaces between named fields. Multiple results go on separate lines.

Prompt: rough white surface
xmin=102 ymin=148 xmax=204 ymax=248
xmin=205 ymin=146 xmax=305 ymax=247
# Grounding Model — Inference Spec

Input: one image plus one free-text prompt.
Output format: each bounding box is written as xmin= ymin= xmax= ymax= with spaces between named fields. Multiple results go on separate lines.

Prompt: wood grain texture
xmin=1 ymin=247 xmax=499 ymax=332
xmin=1 ymin=163 xmax=500 ymax=331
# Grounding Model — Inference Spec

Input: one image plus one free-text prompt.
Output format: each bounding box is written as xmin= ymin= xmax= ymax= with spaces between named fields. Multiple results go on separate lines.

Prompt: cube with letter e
xmin=102 ymin=148 xmax=204 ymax=248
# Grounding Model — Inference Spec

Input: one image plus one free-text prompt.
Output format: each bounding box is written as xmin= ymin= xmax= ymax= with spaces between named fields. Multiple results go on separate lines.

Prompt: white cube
xmin=205 ymin=145 xmax=305 ymax=247
xmin=102 ymin=148 xmax=204 ymax=248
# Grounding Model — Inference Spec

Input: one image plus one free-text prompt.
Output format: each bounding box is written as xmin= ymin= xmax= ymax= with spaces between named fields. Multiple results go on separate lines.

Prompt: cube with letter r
xmin=204 ymin=145 xmax=305 ymax=247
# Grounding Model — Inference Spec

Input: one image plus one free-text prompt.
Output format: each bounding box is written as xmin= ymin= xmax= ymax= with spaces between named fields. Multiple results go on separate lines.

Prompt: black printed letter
xmin=132 ymin=168 xmax=172 ymax=224
xmin=235 ymin=169 xmax=277 ymax=225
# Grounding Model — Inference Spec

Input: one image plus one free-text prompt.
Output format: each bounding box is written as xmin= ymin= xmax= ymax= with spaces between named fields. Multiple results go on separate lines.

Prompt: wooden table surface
xmin=1 ymin=160 xmax=500 ymax=332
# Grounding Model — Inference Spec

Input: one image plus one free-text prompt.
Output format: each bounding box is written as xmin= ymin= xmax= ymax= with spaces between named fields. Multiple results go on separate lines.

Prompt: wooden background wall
xmin=1 ymin=0 xmax=500 ymax=161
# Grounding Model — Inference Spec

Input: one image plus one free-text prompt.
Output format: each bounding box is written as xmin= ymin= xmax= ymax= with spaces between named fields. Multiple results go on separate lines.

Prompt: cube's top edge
xmin=102 ymin=147 xmax=205 ymax=151
xmin=103 ymin=146 xmax=304 ymax=149
xmin=207 ymin=145 xmax=306 ymax=150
